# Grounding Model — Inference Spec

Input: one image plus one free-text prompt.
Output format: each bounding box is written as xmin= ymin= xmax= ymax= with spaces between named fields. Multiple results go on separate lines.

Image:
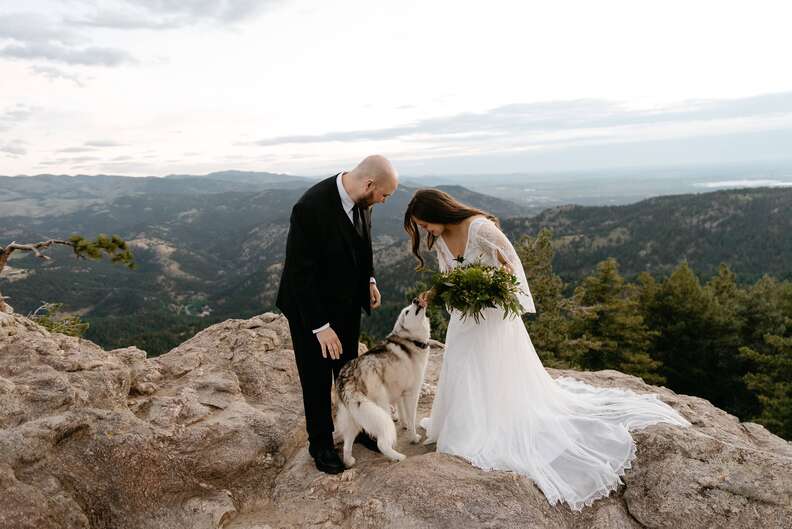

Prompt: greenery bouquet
xmin=427 ymin=259 xmax=524 ymax=323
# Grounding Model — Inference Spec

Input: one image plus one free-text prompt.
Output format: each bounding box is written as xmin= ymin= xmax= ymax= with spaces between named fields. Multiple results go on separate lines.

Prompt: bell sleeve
xmin=474 ymin=219 xmax=536 ymax=314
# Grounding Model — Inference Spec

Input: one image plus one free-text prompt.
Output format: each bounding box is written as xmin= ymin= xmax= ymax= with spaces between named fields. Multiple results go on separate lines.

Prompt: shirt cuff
xmin=369 ymin=277 xmax=376 ymax=284
xmin=312 ymin=322 xmax=330 ymax=334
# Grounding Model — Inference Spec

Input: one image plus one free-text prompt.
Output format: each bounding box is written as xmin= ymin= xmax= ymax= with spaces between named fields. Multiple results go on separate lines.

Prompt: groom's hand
xmin=316 ymin=327 xmax=342 ymax=360
xmin=370 ymin=283 xmax=382 ymax=309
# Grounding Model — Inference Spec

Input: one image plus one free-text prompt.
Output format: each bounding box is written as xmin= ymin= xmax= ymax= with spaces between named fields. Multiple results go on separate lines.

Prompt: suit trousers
xmin=287 ymin=303 xmax=362 ymax=456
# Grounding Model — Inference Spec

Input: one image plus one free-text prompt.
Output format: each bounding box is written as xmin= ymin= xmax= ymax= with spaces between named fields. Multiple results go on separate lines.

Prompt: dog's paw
xmin=408 ymin=433 xmax=421 ymax=444
xmin=343 ymin=456 xmax=356 ymax=467
xmin=392 ymin=453 xmax=406 ymax=462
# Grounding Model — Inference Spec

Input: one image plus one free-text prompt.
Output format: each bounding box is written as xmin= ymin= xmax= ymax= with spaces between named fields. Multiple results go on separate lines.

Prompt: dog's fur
xmin=334 ymin=299 xmax=431 ymax=466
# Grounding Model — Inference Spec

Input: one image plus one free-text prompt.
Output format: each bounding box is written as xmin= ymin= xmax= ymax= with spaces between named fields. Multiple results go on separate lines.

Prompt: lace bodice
xmin=434 ymin=217 xmax=536 ymax=314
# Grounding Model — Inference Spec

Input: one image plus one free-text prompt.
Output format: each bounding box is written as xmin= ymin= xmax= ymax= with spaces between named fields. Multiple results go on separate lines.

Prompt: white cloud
xmin=0 ymin=10 xmax=133 ymax=68
xmin=0 ymin=140 xmax=27 ymax=156
xmin=0 ymin=1 xmax=280 ymax=82
xmin=84 ymin=140 xmax=125 ymax=147
xmin=1 ymin=0 xmax=791 ymax=176
xmin=56 ymin=146 xmax=95 ymax=153
xmin=0 ymin=104 xmax=37 ymax=131
xmin=29 ymin=65 xmax=86 ymax=86
xmin=0 ymin=12 xmax=85 ymax=45
xmin=1 ymin=41 xmax=134 ymax=66
xmin=251 ymin=93 xmax=792 ymax=147
xmin=66 ymin=0 xmax=280 ymax=29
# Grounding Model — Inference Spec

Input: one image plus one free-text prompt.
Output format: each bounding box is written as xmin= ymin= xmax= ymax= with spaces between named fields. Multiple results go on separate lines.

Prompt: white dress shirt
xmin=312 ymin=172 xmax=376 ymax=334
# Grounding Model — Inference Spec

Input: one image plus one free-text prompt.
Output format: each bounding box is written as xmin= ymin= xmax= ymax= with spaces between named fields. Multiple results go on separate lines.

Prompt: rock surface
xmin=1 ymin=309 xmax=790 ymax=529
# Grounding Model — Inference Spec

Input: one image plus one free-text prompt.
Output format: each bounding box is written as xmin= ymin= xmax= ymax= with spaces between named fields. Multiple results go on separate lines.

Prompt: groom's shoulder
xmin=296 ymin=174 xmax=336 ymax=207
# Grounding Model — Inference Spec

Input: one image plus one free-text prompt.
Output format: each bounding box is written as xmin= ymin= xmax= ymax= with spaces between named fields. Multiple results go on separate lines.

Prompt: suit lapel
xmin=328 ymin=174 xmax=360 ymax=268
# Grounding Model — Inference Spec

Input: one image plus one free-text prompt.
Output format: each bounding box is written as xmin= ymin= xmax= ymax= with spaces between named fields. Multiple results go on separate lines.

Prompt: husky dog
xmin=334 ymin=298 xmax=431 ymax=466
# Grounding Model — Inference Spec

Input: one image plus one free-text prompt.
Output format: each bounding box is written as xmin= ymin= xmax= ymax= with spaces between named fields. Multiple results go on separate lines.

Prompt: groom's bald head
xmin=346 ymin=154 xmax=399 ymax=206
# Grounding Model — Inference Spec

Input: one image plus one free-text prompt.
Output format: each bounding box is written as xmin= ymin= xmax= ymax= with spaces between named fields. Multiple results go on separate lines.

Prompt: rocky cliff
xmin=1 ymin=308 xmax=790 ymax=529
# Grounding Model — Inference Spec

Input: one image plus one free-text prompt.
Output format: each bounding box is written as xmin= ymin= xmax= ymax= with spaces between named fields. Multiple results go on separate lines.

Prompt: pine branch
xmin=2 ymin=239 xmax=72 ymax=261
xmin=0 ymin=235 xmax=135 ymax=312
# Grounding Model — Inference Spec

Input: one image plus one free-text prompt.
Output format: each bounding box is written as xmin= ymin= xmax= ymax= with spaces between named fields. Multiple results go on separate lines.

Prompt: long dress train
xmin=419 ymin=216 xmax=691 ymax=511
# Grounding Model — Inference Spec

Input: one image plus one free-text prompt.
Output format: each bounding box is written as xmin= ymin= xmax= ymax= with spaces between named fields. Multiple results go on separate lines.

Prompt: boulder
xmin=1 ymin=311 xmax=789 ymax=529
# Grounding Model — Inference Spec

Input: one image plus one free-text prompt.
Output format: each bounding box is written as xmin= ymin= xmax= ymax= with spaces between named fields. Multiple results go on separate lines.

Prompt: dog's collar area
xmin=387 ymin=335 xmax=430 ymax=350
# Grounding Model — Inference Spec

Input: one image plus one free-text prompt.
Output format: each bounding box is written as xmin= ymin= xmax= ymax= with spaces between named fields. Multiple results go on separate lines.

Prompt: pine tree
xmin=28 ymin=302 xmax=89 ymax=337
xmin=516 ymin=229 xmax=596 ymax=367
xmin=740 ymin=333 xmax=792 ymax=439
xmin=636 ymin=271 xmax=659 ymax=319
xmin=738 ymin=274 xmax=787 ymax=348
xmin=704 ymin=264 xmax=758 ymax=418
xmin=572 ymin=258 xmax=663 ymax=384
xmin=707 ymin=263 xmax=739 ymax=306
xmin=733 ymin=274 xmax=792 ymax=438
xmin=643 ymin=261 xmax=749 ymax=414
xmin=643 ymin=262 xmax=715 ymax=396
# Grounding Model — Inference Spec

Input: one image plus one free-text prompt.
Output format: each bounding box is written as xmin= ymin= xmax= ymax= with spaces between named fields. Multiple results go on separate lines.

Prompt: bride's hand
xmin=419 ymin=288 xmax=434 ymax=306
xmin=496 ymin=250 xmax=513 ymax=274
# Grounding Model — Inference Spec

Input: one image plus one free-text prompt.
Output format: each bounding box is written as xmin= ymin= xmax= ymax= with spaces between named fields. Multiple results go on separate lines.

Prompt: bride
xmin=403 ymin=189 xmax=691 ymax=511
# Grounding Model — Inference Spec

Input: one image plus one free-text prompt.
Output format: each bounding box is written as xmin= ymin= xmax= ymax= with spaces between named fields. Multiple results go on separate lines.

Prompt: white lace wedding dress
xmin=419 ymin=216 xmax=692 ymax=511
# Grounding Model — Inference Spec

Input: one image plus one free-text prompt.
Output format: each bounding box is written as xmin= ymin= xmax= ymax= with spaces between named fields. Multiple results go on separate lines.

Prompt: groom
xmin=276 ymin=154 xmax=399 ymax=474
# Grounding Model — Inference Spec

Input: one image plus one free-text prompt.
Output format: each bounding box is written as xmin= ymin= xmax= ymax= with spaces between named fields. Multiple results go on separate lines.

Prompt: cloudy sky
xmin=1 ymin=0 xmax=791 ymax=177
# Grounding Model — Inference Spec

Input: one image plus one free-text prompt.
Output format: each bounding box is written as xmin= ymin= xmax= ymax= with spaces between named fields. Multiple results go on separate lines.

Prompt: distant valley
xmin=2 ymin=169 xmax=792 ymax=355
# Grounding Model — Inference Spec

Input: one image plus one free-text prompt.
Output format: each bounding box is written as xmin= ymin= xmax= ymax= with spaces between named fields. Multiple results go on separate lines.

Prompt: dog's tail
xmin=348 ymin=398 xmax=397 ymax=449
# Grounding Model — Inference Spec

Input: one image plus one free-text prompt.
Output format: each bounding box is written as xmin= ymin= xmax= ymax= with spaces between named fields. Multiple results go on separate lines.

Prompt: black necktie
xmin=352 ymin=204 xmax=364 ymax=238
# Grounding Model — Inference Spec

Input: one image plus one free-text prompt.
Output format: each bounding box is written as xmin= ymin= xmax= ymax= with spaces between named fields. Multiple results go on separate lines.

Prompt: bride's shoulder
xmin=469 ymin=214 xmax=490 ymax=230
xmin=473 ymin=216 xmax=510 ymax=244
xmin=472 ymin=215 xmax=498 ymax=233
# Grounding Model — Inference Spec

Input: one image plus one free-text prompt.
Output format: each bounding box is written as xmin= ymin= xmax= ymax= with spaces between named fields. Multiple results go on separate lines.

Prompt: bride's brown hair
xmin=403 ymin=188 xmax=499 ymax=270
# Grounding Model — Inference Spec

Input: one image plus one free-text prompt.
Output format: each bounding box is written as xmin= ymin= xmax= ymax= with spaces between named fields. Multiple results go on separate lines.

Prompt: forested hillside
xmin=502 ymin=187 xmax=792 ymax=283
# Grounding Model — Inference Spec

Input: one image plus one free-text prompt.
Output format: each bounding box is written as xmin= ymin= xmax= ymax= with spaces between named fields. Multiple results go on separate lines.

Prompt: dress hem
xmin=437 ymin=428 xmax=640 ymax=512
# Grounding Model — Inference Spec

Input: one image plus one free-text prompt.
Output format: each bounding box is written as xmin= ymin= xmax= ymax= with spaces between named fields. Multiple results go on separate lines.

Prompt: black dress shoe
xmin=355 ymin=432 xmax=381 ymax=453
xmin=313 ymin=447 xmax=345 ymax=474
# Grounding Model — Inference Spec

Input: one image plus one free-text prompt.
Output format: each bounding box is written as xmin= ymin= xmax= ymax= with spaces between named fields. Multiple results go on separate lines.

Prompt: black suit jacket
xmin=275 ymin=174 xmax=375 ymax=331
